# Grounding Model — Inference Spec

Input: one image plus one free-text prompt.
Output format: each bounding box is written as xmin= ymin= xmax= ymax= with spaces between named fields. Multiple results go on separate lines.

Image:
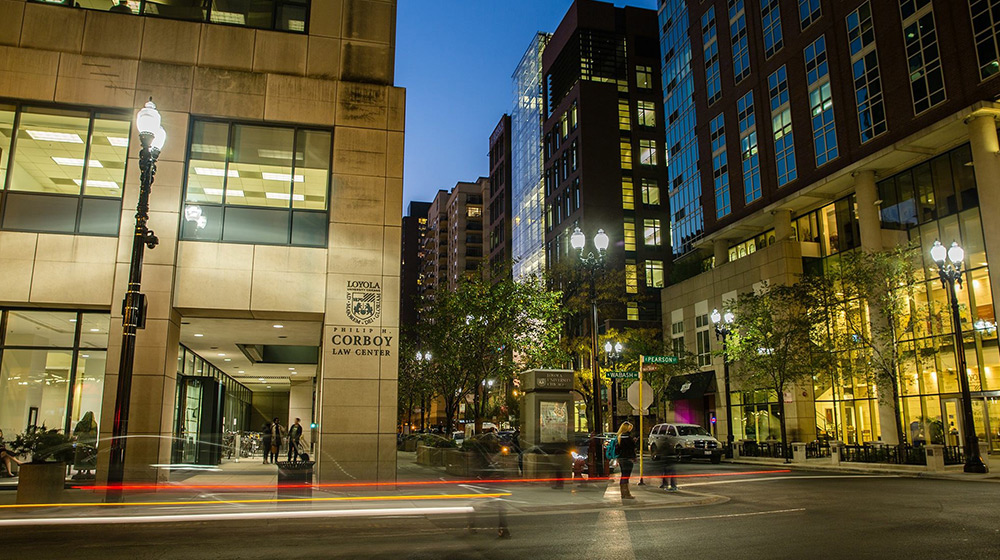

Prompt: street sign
xmin=626 ymin=380 xmax=653 ymax=410
xmin=642 ymin=355 xmax=678 ymax=364
xmin=606 ymin=370 xmax=639 ymax=379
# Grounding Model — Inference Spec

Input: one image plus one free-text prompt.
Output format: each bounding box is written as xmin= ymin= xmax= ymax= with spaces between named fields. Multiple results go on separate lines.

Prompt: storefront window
xmin=0 ymin=310 xmax=109 ymax=456
xmin=0 ymin=105 xmax=128 ymax=236
xmin=182 ymin=120 xmax=330 ymax=247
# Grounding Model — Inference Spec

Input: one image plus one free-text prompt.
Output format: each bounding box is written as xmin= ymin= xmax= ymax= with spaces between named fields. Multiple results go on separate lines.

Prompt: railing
xmin=839 ymin=443 xmax=926 ymax=465
xmin=737 ymin=440 xmax=787 ymax=459
xmin=942 ymin=445 xmax=964 ymax=465
xmin=805 ymin=441 xmax=832 ymax=459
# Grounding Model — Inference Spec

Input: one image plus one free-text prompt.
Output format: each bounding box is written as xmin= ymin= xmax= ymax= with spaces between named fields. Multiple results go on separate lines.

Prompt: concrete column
xmin=713 ymin=239 xmax=729 ymax=266
xmin=772 ymin=209 xmax=793 ymax=243
xmin=967 ymin=115 xmax=1000 ymax=325
xmin=853 ymin=170 xmax=883 ymax=252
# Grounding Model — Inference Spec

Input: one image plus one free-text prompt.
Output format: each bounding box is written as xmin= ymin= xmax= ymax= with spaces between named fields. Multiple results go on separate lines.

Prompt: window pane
xmin=180 ymin=204 xmax=223 ymax=241
xmin=79 ymin=313 xmax=111 ymax=349
xmin=210 ymin=0 xmax=274 ymax=29
xmin=5 ymin=310 xmax=77 ymax=347
xmin=222 ymin=206 xmax=288 ymax=244
xmin=79 ymin=197 xmax=122 ymax=236
xmin=293 ymin=130 xmax=330 ymax=210
xmin=70 ymin=350 xmax=105 ymax=474
xmin=0 ymin=104 xmax=14 ymax=189
xmin=143 ymin=0 xmax=206 ymax=22
xmin=227 ymin=124 xmax=295 ymax=208
xmin=2 ymin=192 xmax=78 ymax=233
xmin=84 ymin=115 xmax=130 ymax=197
xmin=291 ymin=211 xmax=327 ymax=246
xmin=0 ymin=349 xmax=72 ymax=435
xmin=277 ymin=4 xmax=307 ymax=32
xmin=186 ymin=121 xmax=229 ymax=204
xmin=11 ymin=107 xmax=91 ymax=195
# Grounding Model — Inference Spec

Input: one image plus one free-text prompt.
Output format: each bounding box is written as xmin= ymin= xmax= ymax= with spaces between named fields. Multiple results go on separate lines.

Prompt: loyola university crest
xmin=346 ymin=280 xmax=381 ymax=325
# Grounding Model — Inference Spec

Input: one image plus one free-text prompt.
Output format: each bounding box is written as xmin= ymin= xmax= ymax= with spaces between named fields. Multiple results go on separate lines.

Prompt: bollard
xmin=924 ymin=444 xmax=945 ymax=472
xmin=791 ymin=442 xmax=807 ymax=463
xmin=830 ymin=442 xmax=842 ymax=466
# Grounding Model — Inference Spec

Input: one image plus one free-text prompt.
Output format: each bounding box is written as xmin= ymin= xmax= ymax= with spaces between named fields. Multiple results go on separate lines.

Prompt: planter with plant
xmin=10 ymin=426 xmax=74 ymax=505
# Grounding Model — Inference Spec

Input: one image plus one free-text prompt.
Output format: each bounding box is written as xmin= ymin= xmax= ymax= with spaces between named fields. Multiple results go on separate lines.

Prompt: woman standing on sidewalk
xmin=616 ymin=421 xmax=636 ymax=500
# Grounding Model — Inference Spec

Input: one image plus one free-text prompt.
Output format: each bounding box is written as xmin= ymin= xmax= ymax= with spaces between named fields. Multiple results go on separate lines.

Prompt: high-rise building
xmin=542 ymin=0 xmax=671 ymax=323
xmin=486 ymin=115 xmax=513 ymax=283
xmin=511 ymin=32 xmax=551 ymax=281
xmin=0 ymin=0 xmax=403 ymax=487
xmin=659 ymin=0 xmax=1000 ymax=451
xmin=401 ymin=201 xmax=431 ymax=330
xmin=420 ymin=181 xmax=486 ymax=296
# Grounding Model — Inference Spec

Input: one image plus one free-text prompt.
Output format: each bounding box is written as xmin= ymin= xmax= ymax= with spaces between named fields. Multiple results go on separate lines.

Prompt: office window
xmin=641 ymin=179 xmax=660 ymax=206
xmin=729 ymin=0 xmax=750 ymax=83
xmin=970 ymin=0 xmax=1000 ymax=80
xmin=769 ymin=66 xmax=797 ymax=187
xmin=799 ymin=0 xmax=821 ymax=29
xmin=643 ymin=219 xmax=663 ymax=246
xmin=847 ymin=2 xmax=887 ymax=142
xmin=1 ymin=105 xmax=128 ymax=236
xmin=805 ymin=36 xmax=838 ymax=166
xmin=620 ymin=141 xmax=633 ymax=170
xmin=33 ymin=0 xmax=309 ymax=33
xmin=624 ymin=217 xmax=636 ymax=251
xmin=637 ymin=101 xmax=657 ymax=128
xmin=569 ymin=103 xmax=579 ymax=130
xmin=622 ymin=177 xmax=635 ymax=210
xmin=639 ymin=140 xmax=658 ymax=166
xmin=618 ymin=99 xmax=631 ymax=131
xmin=571 ymin=140 xmax=578 ymax=171
xmin=637 ymin=66 xmax=653 ymax=89
xmin=644 ymin=260 xmax=664 ymax=288
xmin=696 ymin=329 xmax=711 ymax=366
xmin=703 ymin=7 xmax=722 ymax=105
xmin=901 ymin=2 xmax=946 ymax=114
xmin=761 ymin=0 xmax=783 ymax=58
xmin=627 ymin=302 xmax=640 ymax=321
xmin=711 ymin=113 xmax=730 ymax=219
xmin=182 ymin=120 xmax=331 ymax=247
xmin=738 ymin=91 xmax=760 ymax=204
xmin=625 ymin=259 xmax=638 ymax=294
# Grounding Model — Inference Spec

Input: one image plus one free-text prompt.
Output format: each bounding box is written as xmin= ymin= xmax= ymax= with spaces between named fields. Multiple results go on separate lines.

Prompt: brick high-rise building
xmin=486 ymin=115 xmax=513 ymax=283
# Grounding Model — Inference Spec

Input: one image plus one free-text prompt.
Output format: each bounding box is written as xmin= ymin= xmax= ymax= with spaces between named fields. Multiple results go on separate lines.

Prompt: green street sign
xmin=606 ymin=370 xmax=639 ymax=379
xmin=643 ymin=355 xmax=678 ymax=364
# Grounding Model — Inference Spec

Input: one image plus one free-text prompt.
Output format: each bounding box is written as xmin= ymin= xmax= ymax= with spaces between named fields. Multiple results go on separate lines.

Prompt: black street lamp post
xmin=711 ymin=308 xmax=735 ymax=457
xmin=106 ymin=99 xmax=165 ymax=500
xmin=931 ymin=240 xmax=988 ymax=473
xmin=570 ymin=226 xmax=609 ymax=477
xmin=603 ymin=340 xmax=623 ymax=428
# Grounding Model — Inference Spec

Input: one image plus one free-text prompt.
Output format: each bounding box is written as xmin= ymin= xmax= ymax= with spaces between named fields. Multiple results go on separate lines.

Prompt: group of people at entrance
xmin=262 ymin=418 xmax=305 ymax=464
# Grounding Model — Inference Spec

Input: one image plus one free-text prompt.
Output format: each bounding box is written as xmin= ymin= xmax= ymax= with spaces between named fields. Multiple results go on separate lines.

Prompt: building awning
xmin=663 ymin=371 xmax=716 ymax=401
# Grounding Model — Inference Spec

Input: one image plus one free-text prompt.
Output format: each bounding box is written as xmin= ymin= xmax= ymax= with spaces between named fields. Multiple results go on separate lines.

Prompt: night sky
xmin=395 ymin=0 xmax=657 ymax=209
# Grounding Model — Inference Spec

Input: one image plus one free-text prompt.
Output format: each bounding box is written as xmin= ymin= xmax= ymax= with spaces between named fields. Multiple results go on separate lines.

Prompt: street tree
xmin=727 ymin=281 xmax=835 ymax=457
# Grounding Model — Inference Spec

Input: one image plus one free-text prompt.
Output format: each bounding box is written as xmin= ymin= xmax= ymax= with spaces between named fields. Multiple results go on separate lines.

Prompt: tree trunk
xmin=777 ymin=389 xmax=789 ymax=463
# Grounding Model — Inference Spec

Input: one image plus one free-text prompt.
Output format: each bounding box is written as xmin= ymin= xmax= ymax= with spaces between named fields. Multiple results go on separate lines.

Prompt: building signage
xmin=346 ymin=280 xmax=381 ymax=325
xmin=330 ymin=326 xmax=393 ymax=357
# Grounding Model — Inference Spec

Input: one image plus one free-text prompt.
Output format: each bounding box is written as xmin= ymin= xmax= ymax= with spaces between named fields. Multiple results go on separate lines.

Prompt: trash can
xmin=276 ymin=461 xmax=314 ymax=499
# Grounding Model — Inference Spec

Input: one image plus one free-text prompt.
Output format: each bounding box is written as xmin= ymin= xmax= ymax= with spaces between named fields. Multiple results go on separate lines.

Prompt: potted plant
xmin=10 ymin=426 xmax=74 ymax=504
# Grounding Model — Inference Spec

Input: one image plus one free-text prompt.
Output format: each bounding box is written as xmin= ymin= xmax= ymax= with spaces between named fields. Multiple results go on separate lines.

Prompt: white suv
xmin=648 ymin=423 xmax=722 ymax=463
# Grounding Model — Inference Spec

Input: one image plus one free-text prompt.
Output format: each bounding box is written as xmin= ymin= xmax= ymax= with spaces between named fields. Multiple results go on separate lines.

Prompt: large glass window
xmin=805 ymin=36 xmax=838 ymax=166
xmin=637 ymin=101 xmax=657 ymax=128
xmin=639 ymin=140 xmax=658 ymax=166
xmin=769 ymin=66 xmax=797 ymax=187
xmin=703 ymin=7 xmax=722 ymax=105
xmin=641 ymin=179 xmax=660 ymax=206
xmin=0 ymin=309 xmax=109 ymax=471
xmin=970 ymin=0 xmax=1000 ymax=80
xmin=711 ymin=113 xmax=730 ymax=219
xmin=1 ymin=105 xmax=128 ymax=235
xmin=643 ymin=218 xmax=663 ymax=246
xmin=31 ymin=0 xmax=309 ymax=33
xmin=738 ymin=91 xmax=761 ymax=204
xmin=729 ymin=0 xmax=750 ymax=83
xmin=847 ymin=2 xmax=887 ymax=143
xmin=644 ymin=260 xmax=664 ymax=288
xmin=900 ymin=1 xmax=946 ymax=114
xmin=760 ymin=0 xmax=783 ymax=58
xmin=182 ymin=120 xmax=331 ymax=247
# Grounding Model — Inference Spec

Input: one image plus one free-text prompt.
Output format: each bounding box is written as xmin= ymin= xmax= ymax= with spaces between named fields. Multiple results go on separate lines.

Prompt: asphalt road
xmin=5 ymin=464 xmax=1000 ymax=559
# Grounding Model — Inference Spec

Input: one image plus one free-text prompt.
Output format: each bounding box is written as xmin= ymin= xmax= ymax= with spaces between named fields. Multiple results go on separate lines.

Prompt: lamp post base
xmin=964 ymin=456 xmax=989 ymax=474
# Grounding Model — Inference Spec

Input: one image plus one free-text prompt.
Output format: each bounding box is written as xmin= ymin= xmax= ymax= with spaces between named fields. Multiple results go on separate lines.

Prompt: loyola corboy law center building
xmin=0 ymin=0 xmax=403 ymax=485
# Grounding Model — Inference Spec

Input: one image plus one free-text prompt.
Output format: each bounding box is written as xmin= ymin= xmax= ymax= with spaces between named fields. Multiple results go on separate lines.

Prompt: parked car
xmin=648 ymin=423 xmax=722 ymax=463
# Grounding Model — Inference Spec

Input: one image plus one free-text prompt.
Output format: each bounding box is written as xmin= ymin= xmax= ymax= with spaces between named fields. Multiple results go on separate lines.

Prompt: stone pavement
xmin=725 ymin=455 xmax=1000 ymax=481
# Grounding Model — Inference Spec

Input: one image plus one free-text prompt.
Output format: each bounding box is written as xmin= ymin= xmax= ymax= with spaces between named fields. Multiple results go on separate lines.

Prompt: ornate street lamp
xmin=107 ymin=99 xmax=166 ymax=500
xmin=571 ymin=226 xmax=609 ymax=476
xmin=711 ymin=308 xmax=736 ymax=457
xmin=603 ymin=340 xmax=624 ymax=427
xmin=930 ymin=240 xmax=988 ymax=473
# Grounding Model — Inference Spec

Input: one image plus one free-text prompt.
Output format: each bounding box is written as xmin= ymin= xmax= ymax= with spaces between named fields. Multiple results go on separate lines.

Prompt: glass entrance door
xmin=985 ymin=397 xmax=1000 ymax=454
xmin=942 ymin=399 xmax=963 ymax=447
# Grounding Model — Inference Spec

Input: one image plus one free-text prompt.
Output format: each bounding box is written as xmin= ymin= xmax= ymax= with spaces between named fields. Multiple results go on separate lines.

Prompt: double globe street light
xmin=930 ymin=240 xmax=988 ymax=473
xmin=711 ymin=309 xmax=735 ymax=457
xmin=604 ymin=340 xmax=624 ymax=426
xmin=570 ymin=226 xmax=609 ymax=476
xmin=107 ymin=99 xmax=167 ymax=500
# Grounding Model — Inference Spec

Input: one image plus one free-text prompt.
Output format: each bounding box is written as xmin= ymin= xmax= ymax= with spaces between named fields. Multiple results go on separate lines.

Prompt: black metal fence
xmin=942 ymin=445 xmax=964 ymax=465
xmin=839 ymin=443 xmax=926 ymax=465
xmin=737 ymin=441 xmax=788 ymax=459
xmin=805 ymin=441 xmax=832 ymax=459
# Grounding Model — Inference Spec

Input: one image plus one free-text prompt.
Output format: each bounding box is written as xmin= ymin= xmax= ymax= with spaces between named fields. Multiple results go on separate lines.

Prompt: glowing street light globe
xmin=930 ymin=240 xmax=947 ymax=264
xmin=594 ymin=229 xmax=609 ymax=252
xmin=570 ymin=226 xmax=586 ymax=251
xmin=948 ymin=242 xmax=964 ymax=265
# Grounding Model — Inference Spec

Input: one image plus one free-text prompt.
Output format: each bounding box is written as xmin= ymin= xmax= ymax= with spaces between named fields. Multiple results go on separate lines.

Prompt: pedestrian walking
xmin=616 ymin=421 xmax=636 ymax=500
xmin=269 ymin=417 xmax=285 ymax=464
xmin=262 ymin=421 xmax=273 ymax=464
xmin=287 ymin=418 xmax=303 ymax=462
xmin=653 ymin=444 xmax=679 ymax=491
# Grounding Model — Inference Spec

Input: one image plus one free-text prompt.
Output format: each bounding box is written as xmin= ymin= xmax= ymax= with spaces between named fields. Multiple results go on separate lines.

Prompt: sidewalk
xmin=724 ymin=456 xmax=1000 ymax=482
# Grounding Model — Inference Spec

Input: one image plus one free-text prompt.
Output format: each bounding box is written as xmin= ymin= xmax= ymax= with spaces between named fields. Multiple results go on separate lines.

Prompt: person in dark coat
xmin=287 ymin=418 xmax=303 ymax=462
xmin=615 ymin=421 xmax=637 ymax=500
xmin=261 ymin=421 xmax=273 ymax=464
xmin=269 ymin=418 xmax=284 ymax=464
